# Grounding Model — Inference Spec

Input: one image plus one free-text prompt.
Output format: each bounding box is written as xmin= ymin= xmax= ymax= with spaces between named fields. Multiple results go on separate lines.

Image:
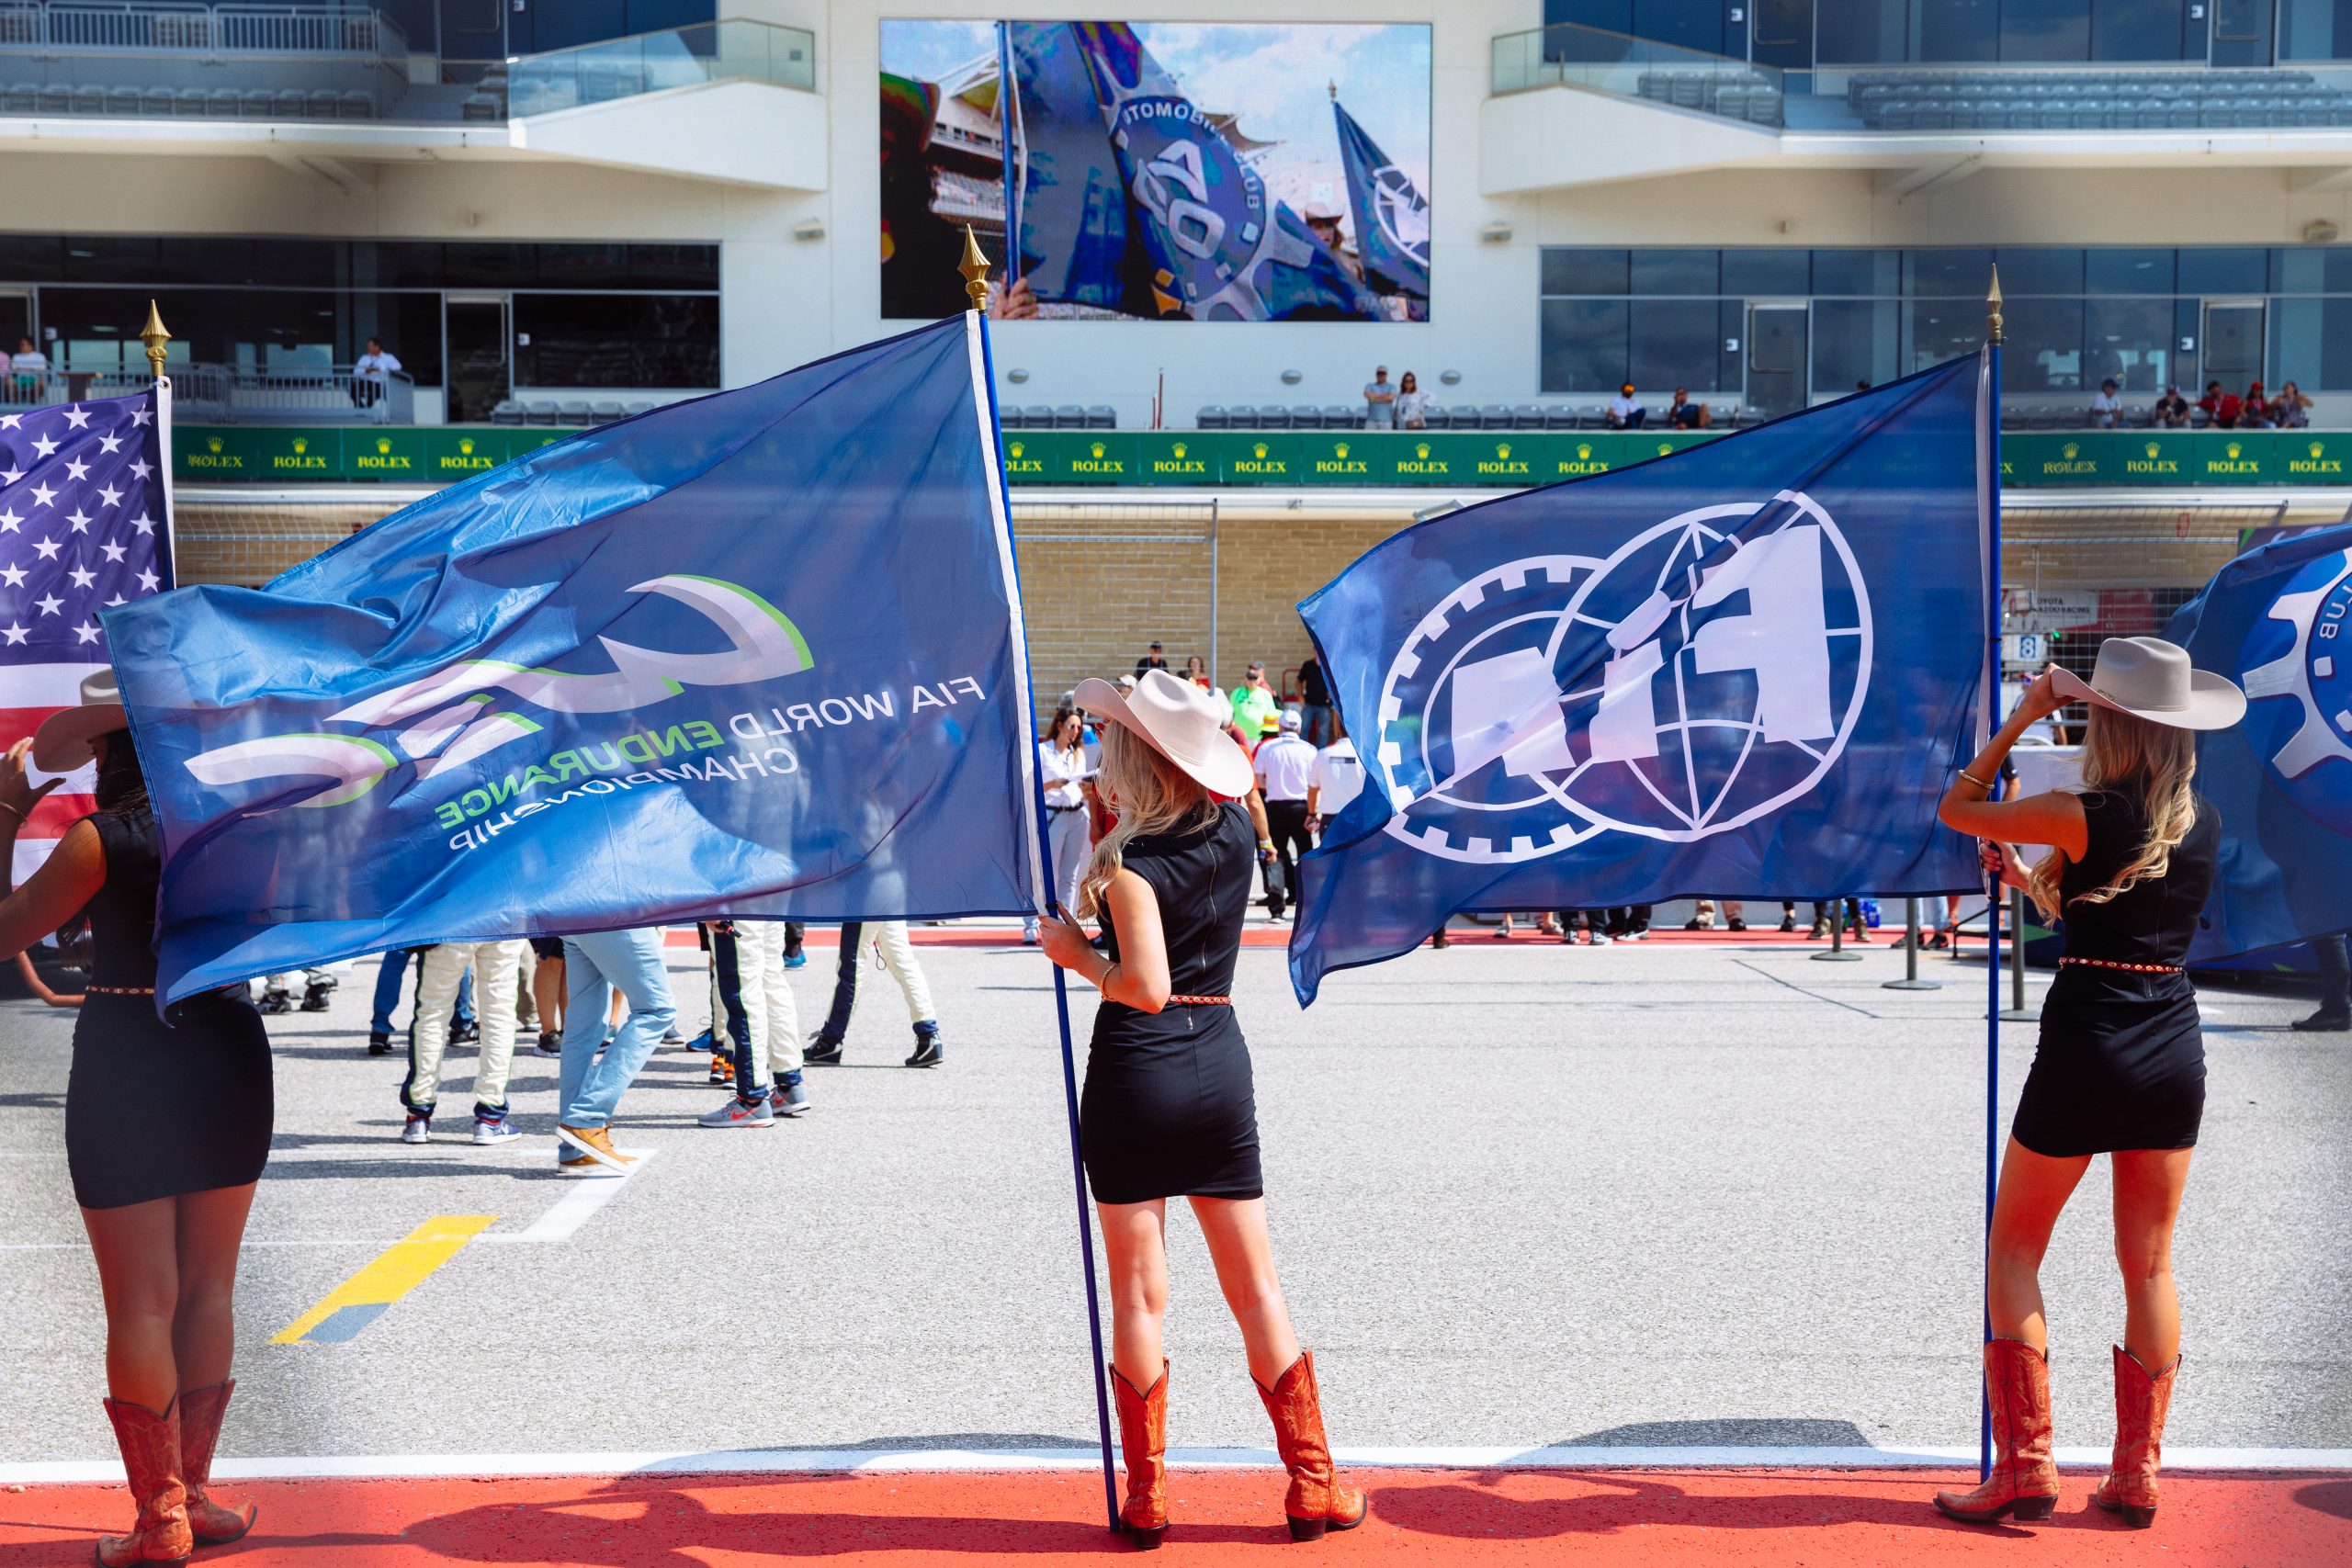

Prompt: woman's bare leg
xmin=1985 ymin=1138 xmax=2092 ymax=1349
xmin=2111 ymin=1148 xmax=2194 ymax=1367
xmin=1097 ymin=1199 xmax=1170 ymax=1392
xmin=532 ymin=955 xmax=565 ymax=1036
xmin=1189 ymin=1196 xmax=1302 ymax=1387
xmin=80 ymin=1198 xmax=180 ymax=1410
xmin=172 ymin=1183 xmax=257 ymax=1391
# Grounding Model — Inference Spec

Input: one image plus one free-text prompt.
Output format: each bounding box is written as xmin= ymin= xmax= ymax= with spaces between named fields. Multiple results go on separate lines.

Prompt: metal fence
xmin=0 ymin=3 xmax=401 ymax=55
xmin=1011 ymin=500 xmax=1220 ymax=727
xmin=1 ymin=363 xmax=412 ymax=423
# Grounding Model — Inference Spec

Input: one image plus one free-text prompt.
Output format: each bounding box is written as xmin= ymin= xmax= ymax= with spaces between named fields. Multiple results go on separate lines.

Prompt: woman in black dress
xmin=1933 ymin=638 xmax=2243 ymax=1532
xmin=1037 ymin=669 xmax=1365 ymax=1549
xmin=0 ymin=674 xmax=269 ymax=1564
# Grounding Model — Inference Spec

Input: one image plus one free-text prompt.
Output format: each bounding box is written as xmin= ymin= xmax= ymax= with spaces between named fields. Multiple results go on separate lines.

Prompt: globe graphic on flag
xmin=1374 ymin=497 xmax=1873 ymax=864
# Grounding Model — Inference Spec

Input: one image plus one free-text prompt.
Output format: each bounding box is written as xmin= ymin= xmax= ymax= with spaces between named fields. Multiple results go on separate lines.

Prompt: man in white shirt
xmin=1605 ymin=382 xmax=1646 ymax=429
xmin=352 ymin=336 xmax=402 ymax=408
xmin=11 ymin=335 xmax=49 ymax=400
xmin=1306 ymin=728 xmax=1364 ymax=840
xmin=1025 ymin=707 xmax=1093 ymax=941
xmin=1253 ymin=708 xmax=1317 ymax=920
xmin=2088 ymin=378 xmax=2122 ymax=429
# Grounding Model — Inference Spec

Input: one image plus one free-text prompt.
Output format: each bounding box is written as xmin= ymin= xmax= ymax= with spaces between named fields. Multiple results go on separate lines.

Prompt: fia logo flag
xmin=1332 ymin=97 xmax=1429 ymax=301
xmin=1003 ymin=20 xmax=1381 ymax=321
xmin=107 ymin=317 xmax=1042 ymax=1004
xmin=2165 ymin=521 xmax=2352 ymax=961
xmin=1288 ymin=357 xmax=1992 ymax=1003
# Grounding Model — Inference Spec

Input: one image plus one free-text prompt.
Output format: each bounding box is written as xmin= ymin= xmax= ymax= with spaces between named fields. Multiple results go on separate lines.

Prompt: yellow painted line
xmin=270 ymin=1214 xmax=497 ymax=1345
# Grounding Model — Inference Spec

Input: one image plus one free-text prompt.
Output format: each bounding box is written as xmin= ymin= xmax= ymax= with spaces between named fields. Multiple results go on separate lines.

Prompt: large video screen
xmin=880 ymin=20 xmax=1430 ymax=322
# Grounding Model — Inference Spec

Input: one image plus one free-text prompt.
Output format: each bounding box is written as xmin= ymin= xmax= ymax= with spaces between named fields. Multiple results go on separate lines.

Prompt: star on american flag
xmin=0 ymin=389 xmax=173 ymax=877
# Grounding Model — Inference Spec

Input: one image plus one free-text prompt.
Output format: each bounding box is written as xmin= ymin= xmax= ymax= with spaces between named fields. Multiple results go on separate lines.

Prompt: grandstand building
xmin=6 ymin=0 xmax=2352 ymax=693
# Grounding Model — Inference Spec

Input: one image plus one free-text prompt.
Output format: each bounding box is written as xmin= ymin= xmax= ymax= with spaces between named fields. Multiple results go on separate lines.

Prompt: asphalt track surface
xmin=2 ymin=922 xmax=2349 ymax=1563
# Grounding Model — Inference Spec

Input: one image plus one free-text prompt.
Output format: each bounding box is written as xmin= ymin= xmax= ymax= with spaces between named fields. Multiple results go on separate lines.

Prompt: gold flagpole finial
xmin=1328 ymin=80 xmax=1337 ymax=100
xmin=958 ymin=226 xmax=991 ymax=312
xmin=1986 ymin=264 xmax=2004 ymax=347
xmin=139 ymin=299 xmax=171 ymax=381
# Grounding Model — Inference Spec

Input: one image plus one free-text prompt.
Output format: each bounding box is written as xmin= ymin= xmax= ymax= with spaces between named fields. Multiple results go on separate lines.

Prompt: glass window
xmin=1905 ymin=299 xmax=1986 ymax=374
xmin=1813 ymin=299 xmax=1901 ymax=392
xmin=1628 ymin=299 xmax=1722 ymax=391
xmin=2091 ymin=0 xmax=2188 ymax=60
xmin=1810 ymin=249 xmax=1900 ymax=295
xmin=1906 ymin=248 xmax=1996 ymax=296
xmin=2271 ymin=246 xmax=2352 ymax=292
xmin=1629 ymin=250 xmax=1718 ymax=295
xmin=2269 ymin=297 xmax=2352 ymax=390
xmin=0 ymin=235 xmax=63 ymax=283
xmin=2086 ymin=248 xmax=2175 ymax=294
xmin=512 ymin=293 xmax=719 ymax=388
xmin=1540 ymin=299 xmax=1629 ymax=392
xmin=2001 ymin=0 xmax=2092 ymax=61
xmin=1996 ymin=248 xmax=2084 ymax=295
xmin=1541 ymin=250 xmax=1627 ymax=296
xmin=629 ymin=244 xmax=722 ymax=288
xmin=2085 ymin=297 xmax=2175 ymax=390
xmin=39 ymin=287 xmax=444 ymax=384
xmin=1630 ymin=0 xmax=1725 ymax=52
xmin=1722 ymin=249 xmax=1810 ymax=296
xmin=1815 ymin=0 xmax=1909 ymax=63
xmin=1919 ymin=0 xmax=1999 ymax=60
xmin=2006 ymin=297 xmax=2086 ymax=389
xmin=2177 ymin=247 xmax=2268 ymax=295
xmin=443 ymin=243 xmax=541 ymax=289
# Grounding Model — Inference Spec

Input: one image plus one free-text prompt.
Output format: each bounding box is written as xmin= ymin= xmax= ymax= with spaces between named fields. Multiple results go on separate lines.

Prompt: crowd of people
xmin=2094 ymin=377 xmax=2313 ymax=429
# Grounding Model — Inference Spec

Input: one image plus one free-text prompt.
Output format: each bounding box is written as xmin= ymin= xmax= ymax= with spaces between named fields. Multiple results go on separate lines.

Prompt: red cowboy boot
xmin=1253 ymin=1351 xmax=1368 ymax=1541
xmin=1110 ymin=1362 xmax=1169 ymax=1549
xmin=96 ymin=1397 xmax=193 ymax=1566
xmin=176 ymin=1382 xmax=257 ymax=1546
xmin=2091 ymin=1346 xmax=2179 ymax=1529
xmin=1933 ymin=1339 xmax=2061 ymax=1524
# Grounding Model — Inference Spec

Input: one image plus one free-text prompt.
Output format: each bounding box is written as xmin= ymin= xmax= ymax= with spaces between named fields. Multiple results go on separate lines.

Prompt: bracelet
xmin=1957 ymin=770 xmax=1993 ymax=790
xmin=1098 ymin=960 xmax=1119 ymax=994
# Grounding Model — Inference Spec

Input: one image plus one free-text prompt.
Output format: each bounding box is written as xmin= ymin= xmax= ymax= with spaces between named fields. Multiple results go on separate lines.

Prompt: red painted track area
xmin=5 ymin=1468 xmax=2344 ymax=1564
xmin=666 ymin=927 xmax=1912 ymax=950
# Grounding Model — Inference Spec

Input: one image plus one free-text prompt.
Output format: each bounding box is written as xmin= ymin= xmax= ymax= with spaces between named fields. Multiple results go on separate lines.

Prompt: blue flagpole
xmin=966 ymin=264 xmax=1121 ymax=1531
xmin=1980 ymin=271 xmax=2005 ymax=1485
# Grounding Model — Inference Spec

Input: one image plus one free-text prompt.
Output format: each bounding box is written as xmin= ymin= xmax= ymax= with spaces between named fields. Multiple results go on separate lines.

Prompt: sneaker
xmin=662 ymin=1028 xmax=685 ymax=1046
xmin=1778 ymin=914 xmax=1797 ymax=933
xmin=300 ymin=980 xmax=335 ymax=1012
xmin=256 ymin=987 xmax=292 ymax=1015
xmin=805 ymin=1032 xmax=844 ymax=1066
xmin=1727 ymin=918 xmax=1747 ymax=932
xmin=1683 ymin=917 xmax=1712 ymax=931
xmin=784 ymin=950 xmax=808 ymax=969
xmin=536 ymin=1031 xmax=561 ymax=1055
xmin=1585 ymin=931 xmax=1611 ymax=945
xmin=697 ymin=1096 xmax=775 ymax=1129
xmin=450 ymin=1018 xmax=481 ymax=1043
xmin=368 ymin=1031 xmax=391 ymax=1055
xmin=2293 ymin=1009 xmax=2351 ymax=1032
xmin=472 ymin=1116 xmax=522 ymax=1147
xmin=904 ymin=1028 xmax=944 ymax=1068
xmin=707 ymin=1053 xmax=731 ymax=1085
xmin=769 ymin=1080 xmax=811 ymax=1117
xmin=681 ymin=1027 xmax=712 ymax=1054
xmin=400 ymin=1113 xmax=431 ymax=1145
xmin=556 ymin=1123 xmax=637 ymax=1171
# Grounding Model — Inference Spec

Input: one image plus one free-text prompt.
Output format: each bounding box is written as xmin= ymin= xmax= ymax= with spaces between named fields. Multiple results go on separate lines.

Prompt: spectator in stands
xmin=2199 ymin=380 xmax=2241 ymax=429
xmin=2241 ymin=381 xmax=2276 ymax=430
xmin=1364 ymin=366 xmax=1396 ymax=429
xmin=2088 ymin=378 xmax=2123 ymax=429
xmin=1184 ymin=654 xmax=1213 ymax=691
xmin=1395 ymin=371 xmax=1430 ymax=430
xmin=1605 ymin=383 xmax=1646 ymax=430
xmin=1667 ymin=387 xmax=1709 ymax=429
xmin=1229 ymin=662 xmax=1277 ymax=739
xmin=351 ymin=337 xmax=401 ymax=409
xmin=2274 ymin=379 xmax=2313 ymax=429
xmin=1135 ymin=641 xmax=1170 ymax=681
xmin=9 ymin=334 xmax=47 ymax=401
xmin=2152 ymin=385 xmax=2191 ymax=428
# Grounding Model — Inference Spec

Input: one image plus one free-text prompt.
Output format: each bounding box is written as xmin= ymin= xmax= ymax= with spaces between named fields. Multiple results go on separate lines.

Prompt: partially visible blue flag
xmin=1004 ymin=20 xmax=1379 ymax=321
xmin=1332 ymin=97 xmax=1429 ymax=302
xmin=2165 ymin=522 xmax=2352 ymax=961
xmin=1289 ymin=356 xmax=1993 ymax=1003
xmin=109 ymin=315 xmax=1043 ymax=1004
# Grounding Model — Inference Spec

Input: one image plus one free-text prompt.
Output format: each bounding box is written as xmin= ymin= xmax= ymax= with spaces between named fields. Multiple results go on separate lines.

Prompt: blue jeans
xmin=369 ymin=947 xmax=474 ymax=1035
xmin=557 ymin=930 xmax=676 ymax=1149
xmin=1301 ymin=702 xmax=1336 ymax=748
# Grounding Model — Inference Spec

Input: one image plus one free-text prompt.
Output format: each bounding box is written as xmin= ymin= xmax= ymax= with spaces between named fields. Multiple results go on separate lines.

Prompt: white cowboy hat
xmin=1073 ymin=668 xmax=1255 ymax=798
xmin=2049 ymin=636 xmax=2245 ymax=731
xmin=32 ymin=669 xmax=128 ymax=772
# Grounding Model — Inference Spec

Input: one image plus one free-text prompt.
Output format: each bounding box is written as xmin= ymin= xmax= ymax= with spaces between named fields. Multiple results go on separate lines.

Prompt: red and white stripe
xmin=3 ymin=661 xmax=104 ymax=883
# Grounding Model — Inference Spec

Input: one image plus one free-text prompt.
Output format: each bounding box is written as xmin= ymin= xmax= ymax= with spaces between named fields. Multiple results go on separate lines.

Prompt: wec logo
xmin=184 ymin=576 xmax=811 ymax=812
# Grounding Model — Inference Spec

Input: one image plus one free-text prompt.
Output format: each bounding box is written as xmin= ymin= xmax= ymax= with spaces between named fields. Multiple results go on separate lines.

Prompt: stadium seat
xmin=1196 ymin=405 xmax=1228 ymax=430
xmin=490 ymin=400 xmax=525 ymax=426
xmin=1052 ymin=403 xmax=1086 ymax=428
xmin=174 ymin=87 xmax=208 ymax=117
xmin=340 ymin=91 xmax=373 ymax=120
xmin=140 ymin=86 xmax=175 ymax=117
xmin=997 ymin=407 xmax=1023 ymax=430
xmin=1289 ymin=404 xmax=1321 ymax=428
xmin=1022 ymin=404 xmax=1053 ymax=428
xmin=1321 ymin=405 xmax=1357 ymax=428
xmin=1479 ymin=404 xmax=1512 ymax=429
xmin=1086 ymin=405 xmax=1116 ymax=428
xmin=1418 ymin=405 xmax=1448 ymax=431
xmin=4 ymin=83 xmax=38 ymax=115
xmin=241 ymin=89 xmax=274 ymax=117
xmin=591 ymin=401 xmax=628 ymax=423
xmin=526 ymin=402 xmax=564 ymax=425
xmin=276 ymin=88 xmax=306 ymax=118
xmin=624 ymin=400 xmax=656 ymax=416
xmin=1511 ymin=403 xmax=1546 ymax=430
xmin=37 ymin=84 xmax=70 ymax=116
xmin=1544 ymin=405 xmax=1579 ymax=430
xmin=557 ymin=400 xmax=595 ymax=424
xmin=1226 ymin=404 xmax=1257 ymax=429
xmin=208 ymin=88 xmax=241 ymax=117
xmin=462 ymin=93 xmax=503 ymax=121
xmin=308 ymin=89 xmax=339 ymax=118
xmin=1258 ymin=405 xmax=1293 ymax=430
xmin=1579 ymin=403 xmax=1609 ymax=428
xmin=72 ymin=85 xmax=104 ymax=116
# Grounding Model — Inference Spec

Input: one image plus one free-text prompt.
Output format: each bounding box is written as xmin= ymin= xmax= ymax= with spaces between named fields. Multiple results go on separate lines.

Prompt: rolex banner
xmin=107 ymin=316 xmax=1042 ymax=1005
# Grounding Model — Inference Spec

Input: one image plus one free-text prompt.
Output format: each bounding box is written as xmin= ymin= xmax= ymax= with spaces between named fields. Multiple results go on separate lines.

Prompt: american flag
xmin=0 ymin=387 xmax=174 ymax=880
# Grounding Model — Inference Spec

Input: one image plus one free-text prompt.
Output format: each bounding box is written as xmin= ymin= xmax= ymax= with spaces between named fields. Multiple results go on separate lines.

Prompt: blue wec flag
xmin=2165 ymin=522 xmax=2352 ymax=962
xmin=107 ymin=316 xmax=1042 ymax=1005
xmin=1331 ymin=97 xmax=1429 ymax=302
xmin=1289 ymin=357 xmax=1993 ymax=1003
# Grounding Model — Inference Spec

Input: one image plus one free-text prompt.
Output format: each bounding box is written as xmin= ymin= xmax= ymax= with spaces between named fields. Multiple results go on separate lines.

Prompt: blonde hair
xmin=2024 ymin=705 xmax=2198 ymax=920
xmin=1076 ymin=722 xmax=1218 ymax=919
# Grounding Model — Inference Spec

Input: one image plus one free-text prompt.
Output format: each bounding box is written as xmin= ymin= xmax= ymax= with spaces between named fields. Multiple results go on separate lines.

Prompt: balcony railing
xmin=1494 ymin=21 xmax=2352 ymax=133
xmin=0 ymin=9 xmax=812 ymax=124
xmin=4 ymin=362 xmax=413 ymax=423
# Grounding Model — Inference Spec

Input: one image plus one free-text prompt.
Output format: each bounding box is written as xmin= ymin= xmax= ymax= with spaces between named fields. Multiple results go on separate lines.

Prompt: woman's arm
xmin=16 ymin=951 xmax=83 ymax=1007
xmin=0 ymin=739 xmax=104 ymax=963
xmin=1035 ymin=867 xmax=1172 ymax=1013
xmin=1937 ymin=665 xmax=2089 ymax=860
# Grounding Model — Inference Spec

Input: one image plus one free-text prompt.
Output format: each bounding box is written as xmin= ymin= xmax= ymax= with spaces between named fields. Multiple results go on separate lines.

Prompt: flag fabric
xmin=1003 ymin=20 xmax=1381 ymax=321
xmin=2164 ymin=521 xmax=2352 ymax=962
xmin=1287 ymin=356 xmax=1992 ymax=1003
xmin=108 ymin=315 xmax=1043 ymax=1006
xmin=0 ymin=386 xmax=174 ymax=882
xmin=1331 ymin=97 xmax=1430 ymax=301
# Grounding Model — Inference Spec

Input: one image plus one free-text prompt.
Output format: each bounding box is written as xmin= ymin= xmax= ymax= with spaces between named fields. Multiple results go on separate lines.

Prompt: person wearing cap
xmin=1931 ymin=638 xmax=2245 ymax=1532
xmin=0 ymin=674 xmax=266 ymax=1562
xmin=1134 ymin=641 xmax=1170 ymax=682
xmin=2152 ymin=383 xmax=2191 ymax=428
xmin=1363 ymin=366 xmax=1396 ymax=429
xmin=1254 ymin=709 xmax=1317 ymax=921
xmin=1229 ymin=662 xmax=1277 ymax=741
xmin=1605 ymin=382 xmax=1646 ymax=429
xmin=1036 ymin=669 xmax=1364 ymax=1548
xmin=2088 ymin=377 xmax=2123 ymax=429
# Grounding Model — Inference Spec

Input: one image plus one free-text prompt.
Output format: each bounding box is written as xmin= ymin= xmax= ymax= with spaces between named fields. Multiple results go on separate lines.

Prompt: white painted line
xmin=483 ymin=1146 xmax=658 ymax=1245
xmin=6 ymin=1443 xmax=2349 ymax=1486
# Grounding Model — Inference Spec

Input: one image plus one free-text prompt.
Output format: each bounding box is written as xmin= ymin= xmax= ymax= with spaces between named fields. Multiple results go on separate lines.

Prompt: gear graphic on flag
xmin=2238 ymin=546 xmax=2352 ymax=826
xmin=1372 ymin=497 xmax=1872 ymax=864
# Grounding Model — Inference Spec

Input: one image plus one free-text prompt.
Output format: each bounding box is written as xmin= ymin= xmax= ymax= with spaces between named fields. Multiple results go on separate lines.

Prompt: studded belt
xmin=85 ymin=985 xmax=155 ymax=995
xmin=1166 ymin=995 xmax=1232 ymax=1006
xmin=2059 ymin=957 xmax=2181 ymax=974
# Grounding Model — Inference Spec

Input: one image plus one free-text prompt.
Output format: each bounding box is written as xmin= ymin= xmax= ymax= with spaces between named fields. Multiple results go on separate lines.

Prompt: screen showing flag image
xmin=879 ymin=19 xmax=1430 ymax=322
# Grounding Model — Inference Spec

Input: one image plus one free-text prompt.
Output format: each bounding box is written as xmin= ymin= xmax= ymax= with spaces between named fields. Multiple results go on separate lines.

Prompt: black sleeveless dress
xmin=1080 ymin=801 xmax=1264 ymax=1204
xmin=2011 ymin=789 xmax=2218 ymax=1158
xmin=63 ymin=808 xmax=273 ymax=1210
